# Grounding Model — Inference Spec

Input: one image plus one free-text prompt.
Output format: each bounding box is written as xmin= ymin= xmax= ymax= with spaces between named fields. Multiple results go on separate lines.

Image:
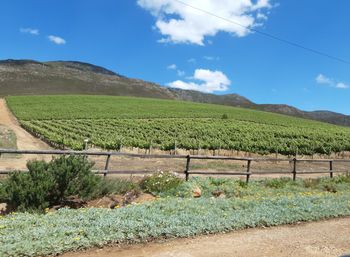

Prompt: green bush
xmin=46 ymin=155 xmax=98 ymax=201
xmin=140 ymin=171 xmax=182 ymax=195
xmin=4 ymin=155 xmax=100 ymax=212
xmin=0 ymin=178 xmax=8 ymax=202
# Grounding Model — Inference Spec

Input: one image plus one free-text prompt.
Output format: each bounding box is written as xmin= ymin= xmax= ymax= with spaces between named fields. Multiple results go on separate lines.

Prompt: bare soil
xmin=62 ymin=217 xmax=350 ymax=257
xmin=0 ymin=98 xmax=51 ymax=169
xmin=0 ymin=99 xmax=50 ymax=150
xmin=85 ymin=193 xmax=155 ymax=209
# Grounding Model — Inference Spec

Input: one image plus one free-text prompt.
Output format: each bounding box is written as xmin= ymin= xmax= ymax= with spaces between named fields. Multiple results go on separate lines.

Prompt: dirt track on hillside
xmin=0 ymin=98 xmax=51 ymax=169
xmin=63 ymin=217 xmax=350 ymax=257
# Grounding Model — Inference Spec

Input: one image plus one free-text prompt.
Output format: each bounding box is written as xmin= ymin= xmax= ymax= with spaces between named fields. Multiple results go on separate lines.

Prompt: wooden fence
xmin=0 ymin=149 xmax=349 ymax=183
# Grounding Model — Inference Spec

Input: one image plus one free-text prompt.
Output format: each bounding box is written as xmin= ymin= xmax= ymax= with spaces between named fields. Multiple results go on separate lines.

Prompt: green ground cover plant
xmin=1 ymin=192 xmax=350 ymax=257
xmin=156 ymin=175 xmax=350 ymax=198
xmin=6 ymin=95 xmax=350 ymax=155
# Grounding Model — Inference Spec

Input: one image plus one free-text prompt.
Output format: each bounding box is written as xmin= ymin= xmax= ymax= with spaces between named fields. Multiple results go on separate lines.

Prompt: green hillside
xmin=6 ymin=95 xmax=350 ymax=155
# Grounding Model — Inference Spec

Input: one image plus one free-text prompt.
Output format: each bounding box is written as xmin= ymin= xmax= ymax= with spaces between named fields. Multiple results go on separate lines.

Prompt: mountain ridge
xmin=1 ymin=59 xmax=349 ymax=127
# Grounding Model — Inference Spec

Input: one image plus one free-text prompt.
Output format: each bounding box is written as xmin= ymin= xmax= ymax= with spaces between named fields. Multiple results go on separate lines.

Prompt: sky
xmin=1 ymin=0 xmax=350 ymax=114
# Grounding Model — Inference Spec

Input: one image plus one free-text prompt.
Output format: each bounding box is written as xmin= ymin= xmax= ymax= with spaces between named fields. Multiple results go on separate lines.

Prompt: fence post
xmin=185 ymin=155 xmax=191 ymax=181
xmin=104 ymin=154 xmax=111 ymax=177
xmin=330 ymin=161 xmax=333 ymax=178
xmin=246 ymin=159 xmax=252 ymax=183
xmin=292 ymin=158 xmax=297 ymax=181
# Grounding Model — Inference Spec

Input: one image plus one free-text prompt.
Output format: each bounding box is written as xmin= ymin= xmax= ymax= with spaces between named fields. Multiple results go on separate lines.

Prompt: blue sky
xmin=1 ymin=0 xmax=350 ymax=114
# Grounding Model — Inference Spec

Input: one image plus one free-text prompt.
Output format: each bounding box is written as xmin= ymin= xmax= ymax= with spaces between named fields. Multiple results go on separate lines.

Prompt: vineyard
xmin=6 ymin=95 xmax=350 ymax=155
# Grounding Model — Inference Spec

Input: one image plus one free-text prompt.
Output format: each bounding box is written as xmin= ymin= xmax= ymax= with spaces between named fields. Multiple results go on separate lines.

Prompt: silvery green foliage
xmin=1 ymin=192 xmax=350 ymax=256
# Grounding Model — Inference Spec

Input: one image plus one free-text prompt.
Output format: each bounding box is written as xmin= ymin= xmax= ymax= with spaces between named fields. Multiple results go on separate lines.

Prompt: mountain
xmin=1 ymin=59 xmax=350 ymax=127
xmin=0 ymin=59 xmax=173 ymax=99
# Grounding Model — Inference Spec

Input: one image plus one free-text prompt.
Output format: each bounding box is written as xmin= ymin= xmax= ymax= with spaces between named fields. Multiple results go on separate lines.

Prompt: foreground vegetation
xmin=7 ymin=95 xmax=350 ymax=155
xmin=1 ymin=154 xmax=350 ymax=256
xmin=1 ymin=192 xmax=350 ymax=256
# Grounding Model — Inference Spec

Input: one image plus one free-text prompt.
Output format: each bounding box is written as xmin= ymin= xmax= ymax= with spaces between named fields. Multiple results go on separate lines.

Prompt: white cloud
xmin=316 ymin=74 xmax=332 ymax=85
xmin=20 ymin=27 xmax=39 ymax=35
xmin=167 ymin=64 xmax=177 ymax=70
xmin=168 ymin=68 xmax=231 ymax=93
xmin=315 ymin=74 xmax=349 ymax=89
xmin=137 ymin=0 xmax=273 ymax=45
xmin=48 ymin=35 xmax=66 ymax=45
xmin=336 ymin=82 xmax=349 ymax=89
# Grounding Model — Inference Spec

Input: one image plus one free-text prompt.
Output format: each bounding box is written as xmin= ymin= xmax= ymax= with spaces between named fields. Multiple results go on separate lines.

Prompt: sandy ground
xmin=62 ymin=217 xmax=350 ymax=257
xmin=0 ymin=99 xmax=50 ymax=150
xmin=0 ymin=98 xmax=51 ymax=169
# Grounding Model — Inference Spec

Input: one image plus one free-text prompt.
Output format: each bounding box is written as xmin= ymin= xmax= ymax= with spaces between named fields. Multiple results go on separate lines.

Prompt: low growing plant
xmin=140 ymin=171 xmax=182 ymax=195
xmin=2 ymin=192 xmax=350 ymax=256
xmin=94 ymin=177 xmax=140 ymax=197
xmin=264 ymin=177 xmax=293 ymax=189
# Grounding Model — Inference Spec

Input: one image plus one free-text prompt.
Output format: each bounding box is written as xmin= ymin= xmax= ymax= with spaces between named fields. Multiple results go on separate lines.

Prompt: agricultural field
xmin=6 ymin=95 xmax=350 ymax=155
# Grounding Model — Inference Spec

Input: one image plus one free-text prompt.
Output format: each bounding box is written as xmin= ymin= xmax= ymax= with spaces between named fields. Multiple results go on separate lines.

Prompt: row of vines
xmin=20 ymin=118 xmax=350 ymax=155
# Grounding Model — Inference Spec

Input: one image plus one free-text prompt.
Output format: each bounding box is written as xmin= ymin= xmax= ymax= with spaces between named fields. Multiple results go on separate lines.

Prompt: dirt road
xmin=0 ymin=98 xmax=50 ymax=150
xmin=63 ymin=217 xmax=350 ymax=257
xmin=0 ymin=98 xmax=51 ymax=169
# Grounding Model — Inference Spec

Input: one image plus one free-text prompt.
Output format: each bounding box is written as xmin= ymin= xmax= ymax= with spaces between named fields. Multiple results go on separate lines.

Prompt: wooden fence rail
xmin=0 ymin=149 xmax=349 ymax=182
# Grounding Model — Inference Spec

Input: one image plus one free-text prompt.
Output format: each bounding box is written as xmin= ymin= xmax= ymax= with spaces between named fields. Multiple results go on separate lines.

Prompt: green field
xmin=6 ymin=95 xmax=350 ymax=155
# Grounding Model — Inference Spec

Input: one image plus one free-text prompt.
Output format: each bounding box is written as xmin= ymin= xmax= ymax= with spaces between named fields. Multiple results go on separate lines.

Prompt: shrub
xmin=0 ymin=178 xmax=8 ymax=202
xmin=5 ymin=161 xmax=55 ymax=212
xmin=46 ymin=155 xmax=98 ymax=201
xmin=4 ymin=155 xmax=100 ymax=212
xmin=140 ymin=171 xmax=182 ymax=195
